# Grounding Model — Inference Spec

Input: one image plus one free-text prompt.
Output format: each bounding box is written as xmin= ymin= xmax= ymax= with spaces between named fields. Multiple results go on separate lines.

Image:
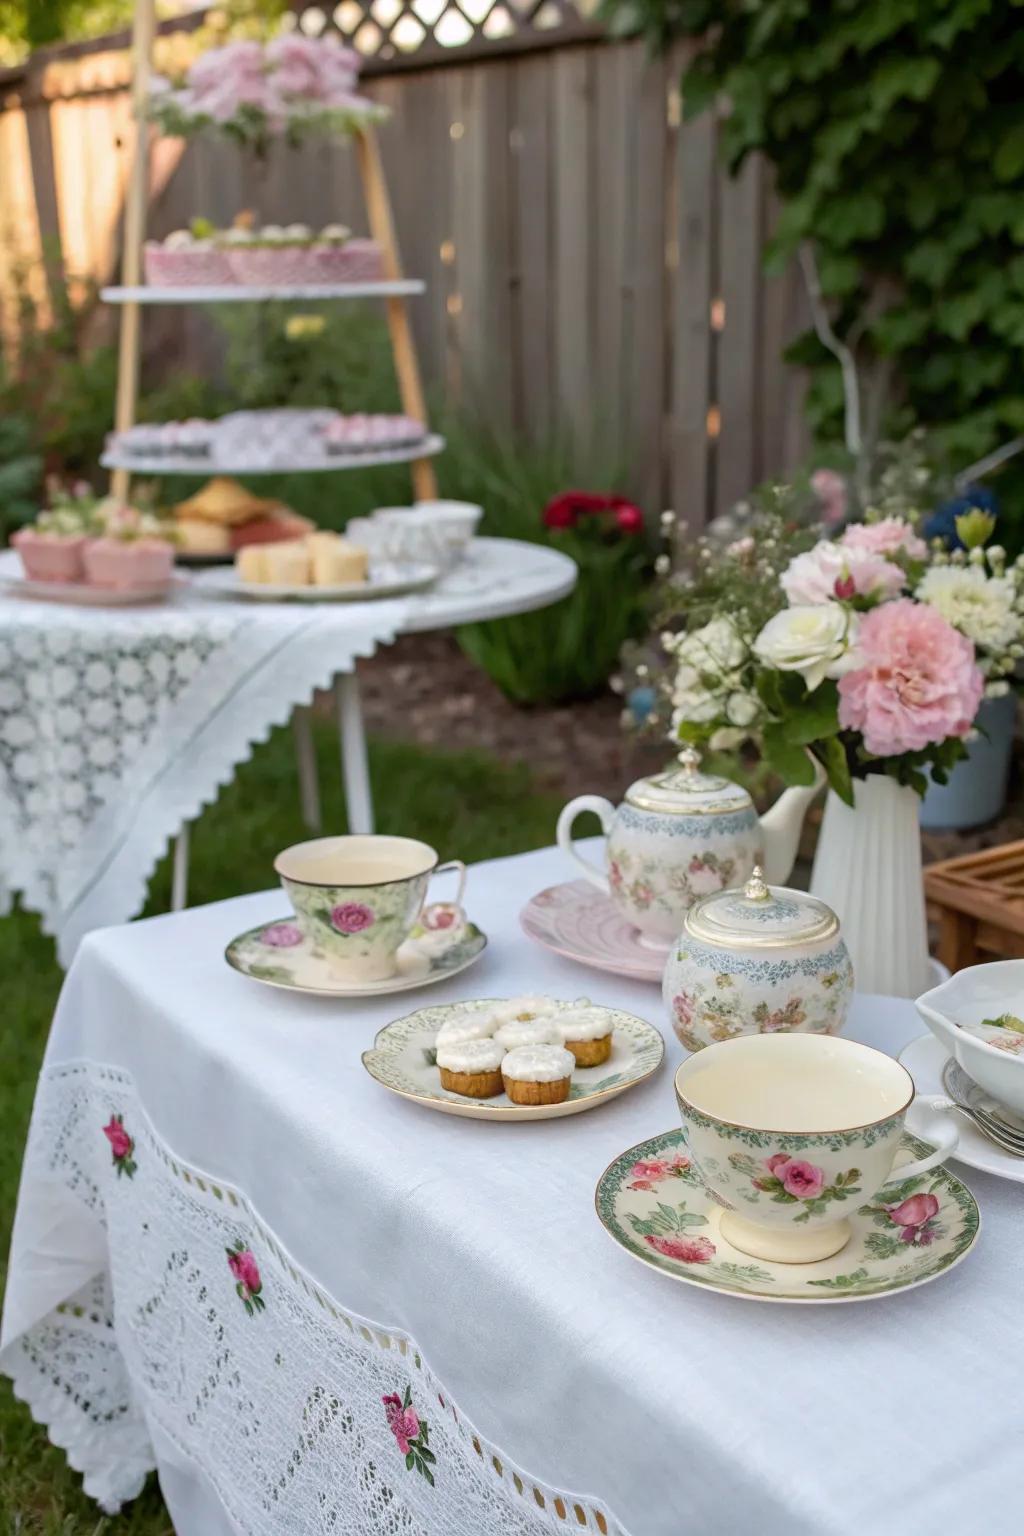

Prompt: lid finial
xmin=744 ymin=865 xmax=770 ymax=902
xmin=678 ymin=745 xmax=701 ymax=775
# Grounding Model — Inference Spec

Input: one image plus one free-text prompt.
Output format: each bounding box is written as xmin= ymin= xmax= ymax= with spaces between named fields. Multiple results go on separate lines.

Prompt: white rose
xmin=725 ymin=690 xmax=759 ymax=727
xmin=676 ymin=615 xmax=747 ymax=678
xmin=753 ymin=604 xmax=860 ymax=691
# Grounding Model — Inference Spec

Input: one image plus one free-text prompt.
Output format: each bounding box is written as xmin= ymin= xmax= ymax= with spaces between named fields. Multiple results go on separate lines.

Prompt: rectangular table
xmin=2 ymin=843 xmax=1019 ymax=1535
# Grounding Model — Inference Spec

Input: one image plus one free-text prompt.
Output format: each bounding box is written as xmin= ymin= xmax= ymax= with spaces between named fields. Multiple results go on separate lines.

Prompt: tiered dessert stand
xmin=100 ymin=1 xmax=442 ymax=504
xmin=99 ymin=0 xmax=447 ymax=906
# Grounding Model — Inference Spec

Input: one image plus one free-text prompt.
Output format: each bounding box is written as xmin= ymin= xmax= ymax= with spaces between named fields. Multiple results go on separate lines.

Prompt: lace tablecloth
xmin=0 ymin=537 xmax=576 ymax=966
xmin=2 ymin=844 xmax=1018 ymax=1536
xmin=0 ymin=552 xmax=410 ymax=965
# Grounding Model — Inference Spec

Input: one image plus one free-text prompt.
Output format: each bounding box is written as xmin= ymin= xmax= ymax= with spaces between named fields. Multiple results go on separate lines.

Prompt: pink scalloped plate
xmin=519 ymin=880 xmax=668 ymax=983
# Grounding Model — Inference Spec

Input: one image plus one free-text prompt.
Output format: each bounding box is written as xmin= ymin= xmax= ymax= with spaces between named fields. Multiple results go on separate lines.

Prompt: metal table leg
xmin=171 ymin=824 xmax=190 ymax=912
xmin=335 ymin=670 xmax=374 ymax=834
xmin=292 ymin=705 xmax=322 ymax=832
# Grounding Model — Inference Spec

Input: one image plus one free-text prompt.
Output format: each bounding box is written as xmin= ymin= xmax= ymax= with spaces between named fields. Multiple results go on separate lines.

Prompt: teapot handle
xmin=556 ymin=796 xmax=614 ymax=893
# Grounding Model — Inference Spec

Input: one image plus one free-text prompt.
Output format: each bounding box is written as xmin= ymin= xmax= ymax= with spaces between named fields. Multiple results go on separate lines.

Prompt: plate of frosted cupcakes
xmin=361 ymin=995 xmax=664 ymax=1121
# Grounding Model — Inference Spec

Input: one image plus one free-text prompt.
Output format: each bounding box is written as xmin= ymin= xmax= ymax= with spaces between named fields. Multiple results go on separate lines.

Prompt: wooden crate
xmin=924 ymin=841 xmax=1024 ymax=972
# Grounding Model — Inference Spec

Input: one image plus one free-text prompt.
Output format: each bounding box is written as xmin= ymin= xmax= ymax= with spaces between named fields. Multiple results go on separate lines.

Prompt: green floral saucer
xmin=225 ymin=913 xmax=487 ymax=998
xmin=595 ymin=1127 xmax=980 ymax=1304
xmin=362 ymin=998 xmax=664 ymax=1120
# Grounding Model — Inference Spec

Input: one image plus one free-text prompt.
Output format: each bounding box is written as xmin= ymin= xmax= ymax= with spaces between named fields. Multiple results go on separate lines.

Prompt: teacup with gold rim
xmin=674 ymin=1033 xmax=958 ymax=1263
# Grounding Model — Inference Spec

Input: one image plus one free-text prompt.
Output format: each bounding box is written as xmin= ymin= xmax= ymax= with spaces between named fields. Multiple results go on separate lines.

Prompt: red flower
xmin=614 ymin=503 xmax=644 ymax=535
xmin=833 ymin=573 xmax=856 ymax=601
xmin=228 ymin=1248 xmax=261 ymax=1297
xmin=542 ymin=494 xmax=580 ymax=529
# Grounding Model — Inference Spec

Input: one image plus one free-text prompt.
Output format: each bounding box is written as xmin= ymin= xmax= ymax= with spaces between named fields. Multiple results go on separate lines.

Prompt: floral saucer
xmin=899 ymin=1033 xmax=1024 ymax=1184
xmin=362 ymin=998 xmax=664 ymax=1121
xmin=519 ymin=881 xmax=665 ymax=983
xmin=595 ymin=1127 xmax=980 ymax=1304
xmin=225 ymin=906 xmax=487 ymax=999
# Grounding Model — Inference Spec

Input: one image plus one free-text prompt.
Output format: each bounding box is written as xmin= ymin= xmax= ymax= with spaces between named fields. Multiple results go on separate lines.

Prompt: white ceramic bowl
xmin=916 ymin=960 xmax=1024 ymax=1116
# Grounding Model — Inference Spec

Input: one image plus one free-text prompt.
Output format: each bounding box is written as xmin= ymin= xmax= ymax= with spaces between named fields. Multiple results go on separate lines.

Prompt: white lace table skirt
xmin=0 ymin=564 xmax=408 ymax=965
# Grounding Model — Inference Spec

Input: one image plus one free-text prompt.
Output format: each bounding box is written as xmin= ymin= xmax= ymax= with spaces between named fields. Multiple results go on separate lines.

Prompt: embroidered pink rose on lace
xmin=644 ymin=1233 xmax=716 ymax=1264
xmin=102 ymin=1115 xmax=137 ymax=1178
xmin=261 ymin=922 xmax=303 ymax=948
xmin=330 ymin=902 xmax=375 ymax=934
xmin=227 ymin=1240 xmax=265 ymax=1314
xmin=383 ymin=1387 xmax=435 ymax=1482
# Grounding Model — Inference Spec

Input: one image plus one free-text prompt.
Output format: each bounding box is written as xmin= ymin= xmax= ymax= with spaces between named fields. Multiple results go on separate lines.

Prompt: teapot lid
xmin=685 ymin=866 xmax=839 ymax=949
xmin=624 ymin=746 xmax=753 ymax=817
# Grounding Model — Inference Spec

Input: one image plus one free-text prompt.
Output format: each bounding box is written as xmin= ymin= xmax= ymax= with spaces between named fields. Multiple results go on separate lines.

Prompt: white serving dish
xmin=916 ymin=959 xmax=1024 ymax=1117
xmin=191 ymin=560 xmax=438 ymax=604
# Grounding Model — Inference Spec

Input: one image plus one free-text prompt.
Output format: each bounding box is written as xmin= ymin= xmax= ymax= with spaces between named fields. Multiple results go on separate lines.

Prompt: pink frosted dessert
xmin=11 ymin=526 xmax=89 ymax=583
xmin=144 ymin=242 xmax=233 ymax=287
xmin=227 ymin=244 xmax=325 ymax=286
xmin=83 ymin=537 xmax=175 ymax=590
xmin=316 ymin=238 xmax=383 ymax=283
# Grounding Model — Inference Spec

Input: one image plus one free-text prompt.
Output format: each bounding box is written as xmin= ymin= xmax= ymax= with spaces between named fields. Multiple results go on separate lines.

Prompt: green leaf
xmin=782 ymin=682 xmax=840 ymax=745
xmin=995 ymin=123 xmax=1024 ymax=182
xmin=761 ymin=723 xmax=817 ymax=787
xmin=406 ymin=1451 xmax=415 ymax=1471
xmin=814 ymin=735 xmax=854 ymax=806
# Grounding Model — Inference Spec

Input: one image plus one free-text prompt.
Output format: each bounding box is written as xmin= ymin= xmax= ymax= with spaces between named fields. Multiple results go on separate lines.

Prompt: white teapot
xmin=556 ymin=747 xmax=822 ymax=948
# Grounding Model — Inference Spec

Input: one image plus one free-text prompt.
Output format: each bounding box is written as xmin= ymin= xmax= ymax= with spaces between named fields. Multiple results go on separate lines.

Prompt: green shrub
xmin=438 ymin=426 xmax=650 ymax=705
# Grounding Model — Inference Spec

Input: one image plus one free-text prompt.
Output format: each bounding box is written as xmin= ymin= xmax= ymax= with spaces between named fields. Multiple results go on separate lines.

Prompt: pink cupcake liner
xmin=226 ymin=246 xmax=327 ymax=286
xmin=83 ymin=538 xmax=175 ymax=590
xmin=314 ymin=240 xmax=384 ymax=283
xmin=144 ymin=245 xmax=234 ymax=287
xmin=11 ymin=528 xmax=89 ymax=583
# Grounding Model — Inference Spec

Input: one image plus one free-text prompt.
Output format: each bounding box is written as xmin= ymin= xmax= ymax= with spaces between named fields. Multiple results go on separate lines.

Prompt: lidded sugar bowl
xmin=556 ymin=747 xmax=821 ymax=948
xmin=663 ymin=866 xmax=853 ymax=1051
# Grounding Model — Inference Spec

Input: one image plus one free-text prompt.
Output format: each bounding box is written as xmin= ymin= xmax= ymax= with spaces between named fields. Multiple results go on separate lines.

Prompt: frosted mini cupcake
xmin=500 ymin=1044 xmax=575 ymax=1107
xmin=554 ymin=1007 xmax=613 ymax=1067
xmin=488 ymin=996 xmax=557 ymax=1030
xmin=436 ymin=1038 xmax=504 ymax=1099
xmin=493 ymin=1018 xmax=560 ymax=1052
xmin=435 ymin=1013 xmax=494 ymax=1049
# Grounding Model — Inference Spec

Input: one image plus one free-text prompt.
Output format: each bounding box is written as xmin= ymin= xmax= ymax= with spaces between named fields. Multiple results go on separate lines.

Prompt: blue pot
xmin=919 ymin=691 xmax=1017 ymax=830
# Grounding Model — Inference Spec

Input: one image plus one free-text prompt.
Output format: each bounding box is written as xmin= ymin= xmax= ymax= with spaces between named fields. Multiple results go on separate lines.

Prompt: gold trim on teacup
xmin=275 ymin=835 xmax=440 ymax=888
xmin=673 ymin=1039 xmax=914 ymax=1136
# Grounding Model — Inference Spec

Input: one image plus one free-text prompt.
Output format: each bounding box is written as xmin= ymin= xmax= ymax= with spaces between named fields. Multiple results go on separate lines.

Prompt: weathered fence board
xmin=0 ymin=29 xmax=814 ymax=523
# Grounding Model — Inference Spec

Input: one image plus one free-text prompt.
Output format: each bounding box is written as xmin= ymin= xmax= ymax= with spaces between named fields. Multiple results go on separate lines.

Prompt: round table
xmin=0 ymin=539 xmax=576 ymax=963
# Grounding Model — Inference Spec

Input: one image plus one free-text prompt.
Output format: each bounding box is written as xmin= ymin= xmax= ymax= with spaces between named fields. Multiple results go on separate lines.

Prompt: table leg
xmin=171 ymin=824 xmax=190 ymax=912
xmin=335 ymin=671 xmax=374 ymax=834
xmin=292 ymin=706 xmax=322 ymax=832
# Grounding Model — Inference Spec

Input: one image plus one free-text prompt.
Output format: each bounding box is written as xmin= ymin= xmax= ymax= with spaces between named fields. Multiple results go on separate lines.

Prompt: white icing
xmin=436 ymin=1039 xmax=504 ymax=1073
xmin=435 ymin=1015 xmax=494 ymax=1047
xmin=554 ymin=1008 xmax=614 ymax=1044
xmin=500 ymin=1044 xmax=574 ymax=1083
xmin=488 ymin=995 xmax=559 ymax=1029
xmin=493 ymin=1019 xmax=560 ymax=1051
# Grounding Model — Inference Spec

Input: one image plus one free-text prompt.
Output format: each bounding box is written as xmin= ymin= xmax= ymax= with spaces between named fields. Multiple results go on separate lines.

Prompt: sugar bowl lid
xmin=685 ymin=866 xmax=840 ymax=949
xmin=624 ymin=746 xmax=753 ymax=817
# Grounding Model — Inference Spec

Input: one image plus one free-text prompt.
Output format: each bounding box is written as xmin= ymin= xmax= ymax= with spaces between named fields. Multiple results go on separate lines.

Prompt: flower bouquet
xmin=148 ymin=35 xmax=388 ymax=152
xmin=651 ymin=484 xmax=1023 ymax=805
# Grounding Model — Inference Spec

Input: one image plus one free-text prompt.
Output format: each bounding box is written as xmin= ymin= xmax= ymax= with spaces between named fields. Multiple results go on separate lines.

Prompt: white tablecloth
xmin=3 ymin=843 xmax=1019 ymax=1535
xmin=0 ymin=538 xmax=576 ymax=966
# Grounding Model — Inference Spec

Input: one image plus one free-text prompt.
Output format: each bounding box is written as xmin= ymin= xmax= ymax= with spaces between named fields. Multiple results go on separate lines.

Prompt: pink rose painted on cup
xmin=644 ymin=1232 xmax=716 ymax=1264
xmin=227 ymin=1240 xmax=265 ymax=1314
xmin=764 ymin=1153 xmax=791 ymax=1175
xmin=673 ymin=991 xmax=695 ymax=1028
xmin=382 ymin=1387 xmax=435 ymax=1482
xmin=778 ymin=1160 xmax=824 ymax=1199
xmin=102 ymin=1114 xmax=137 ymax=1178
xmin=330 ymin=902 xmax=375 ymax=934
xmin=261 ymin=922 xmax=303 ymax=948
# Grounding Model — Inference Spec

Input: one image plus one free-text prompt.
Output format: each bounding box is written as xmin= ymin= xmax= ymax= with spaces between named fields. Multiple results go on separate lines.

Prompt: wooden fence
xmin=0 ymin=10 xmax=811 ymax=525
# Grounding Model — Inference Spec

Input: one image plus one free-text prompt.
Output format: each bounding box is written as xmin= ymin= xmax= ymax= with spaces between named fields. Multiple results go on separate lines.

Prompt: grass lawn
xmin=0 ymin=721 xmax=563 ymax=1534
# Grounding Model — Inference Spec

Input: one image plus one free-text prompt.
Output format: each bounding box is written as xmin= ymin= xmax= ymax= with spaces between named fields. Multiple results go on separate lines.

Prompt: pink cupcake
xmin=317 ymin=238 xmax=383 ymax=283
xmin=227 ymin=244 xmax=324 ymax=286
xmin=11 ymin=527 xmax=89 ymax=583
xmin=83 ymin=537 xmax=175 ymax=590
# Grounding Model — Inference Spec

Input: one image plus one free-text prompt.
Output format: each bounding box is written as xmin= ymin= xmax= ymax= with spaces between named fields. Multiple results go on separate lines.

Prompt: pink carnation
xmin=781 ymin=541 xmax=905 ymax=606
xmin=838 ymin=599 xmax=983 ymax=756
xmin=842 ymin=518 xmax=927 ymax=562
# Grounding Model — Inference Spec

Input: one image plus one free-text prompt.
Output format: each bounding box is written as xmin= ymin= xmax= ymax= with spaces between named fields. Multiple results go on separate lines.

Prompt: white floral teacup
xmin=674 ymin=1033 xmax=958 ymax=1263
xmin=275 ymin=835 xmax=466 ymax=981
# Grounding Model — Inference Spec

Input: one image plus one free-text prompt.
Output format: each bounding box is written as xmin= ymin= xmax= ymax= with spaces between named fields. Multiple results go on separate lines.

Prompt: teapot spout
xmin=758 ymin=759 xmax=826 ymax=885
